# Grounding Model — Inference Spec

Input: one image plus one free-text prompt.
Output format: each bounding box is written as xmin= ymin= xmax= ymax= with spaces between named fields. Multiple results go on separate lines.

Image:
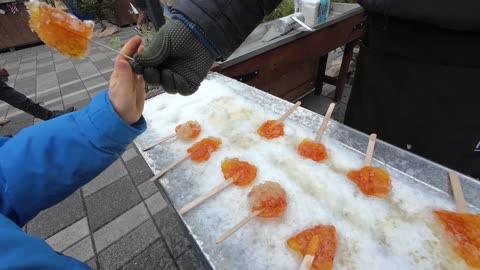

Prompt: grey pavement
xmin=0 ymin=26 xmax=351 ymax=270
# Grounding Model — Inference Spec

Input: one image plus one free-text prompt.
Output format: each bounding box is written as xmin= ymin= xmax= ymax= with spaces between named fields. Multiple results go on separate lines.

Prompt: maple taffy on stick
xmin=149 ymin=136 xmax=222 ymax=182
xmin=143 ymin=120 xmax=201 ymax=151
xmin=217 ymin=181 xmax=287 ymax=244
xmin=179 ymin=158 xmax=257 ymax=214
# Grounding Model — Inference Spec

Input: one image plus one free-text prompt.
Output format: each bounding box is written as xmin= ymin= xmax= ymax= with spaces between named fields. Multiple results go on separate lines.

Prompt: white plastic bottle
xmin=300 ymin=0 xmax=320 ymax=26
xmin=294 ymin=0 xmax=301 ymax=12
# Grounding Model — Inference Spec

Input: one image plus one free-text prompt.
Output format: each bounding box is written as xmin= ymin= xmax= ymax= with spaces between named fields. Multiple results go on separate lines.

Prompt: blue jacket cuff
xmin=78 ymin=90 xmax=147 ymax=151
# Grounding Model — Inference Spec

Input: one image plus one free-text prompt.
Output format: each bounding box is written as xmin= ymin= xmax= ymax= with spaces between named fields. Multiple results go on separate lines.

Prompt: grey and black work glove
xmin=133 ymin=20 xmax=214 ymax=96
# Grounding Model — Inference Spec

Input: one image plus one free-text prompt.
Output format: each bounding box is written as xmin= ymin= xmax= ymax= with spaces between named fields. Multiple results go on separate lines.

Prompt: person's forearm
xmin=0 ymin=90 xmax=146 ymax=226
xmin=173 ymin=0 xmax=282 ymax=60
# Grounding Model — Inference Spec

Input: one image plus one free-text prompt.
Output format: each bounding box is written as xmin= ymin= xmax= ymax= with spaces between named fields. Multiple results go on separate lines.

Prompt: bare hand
xmin=109 ymin=36 xmax=145 ymax=125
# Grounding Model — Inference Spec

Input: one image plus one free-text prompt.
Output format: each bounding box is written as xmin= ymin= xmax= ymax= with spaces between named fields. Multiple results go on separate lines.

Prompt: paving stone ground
xmin=0 ymin=26 xmax=351 ymax=269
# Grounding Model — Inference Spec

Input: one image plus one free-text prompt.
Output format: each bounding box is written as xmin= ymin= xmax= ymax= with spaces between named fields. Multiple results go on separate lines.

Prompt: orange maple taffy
xmin=187 ymin=137 xmax=222 ymax=162
xmin=175 ymin=121 xmax=201 ymax=141
xmin=297 ymin=139 xmax=328 ymax=162
xmin=248 ymin=181 xmax=287 ymax=218
xmin=27 ymin=1 xmax=93 ymax=58
xmin=347 ymin=166 xmax=391 ymax=197
xmin=257 ymin=120 xmax=284 ymax=139
xmin=306 ymin=235 xmax=321 ymax=257
xmin=221 ymin=158 xmax=257 ymax=186
xmin=287 ymin=225 xmax=337 ymax=270
xmin=434 ymin=210 xmax=480 ymax=268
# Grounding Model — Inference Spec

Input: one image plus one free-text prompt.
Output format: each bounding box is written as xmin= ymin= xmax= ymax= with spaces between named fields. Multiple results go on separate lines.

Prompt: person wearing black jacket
xmin=0 ymin=68 xmax=75 ymax=123
xmin=344 ymin=0 xmax=480 ymax=179
xmin=133 ymin=0 xmax=479 ymax=178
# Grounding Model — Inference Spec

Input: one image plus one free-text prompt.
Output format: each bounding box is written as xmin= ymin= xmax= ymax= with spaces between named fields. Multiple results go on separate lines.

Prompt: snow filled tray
xmin=135 ymin=73 xmax=480 ymax=270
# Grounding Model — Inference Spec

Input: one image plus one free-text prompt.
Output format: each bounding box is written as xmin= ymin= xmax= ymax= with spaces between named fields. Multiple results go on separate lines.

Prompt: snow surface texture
xmin=136 ymin=74 xmax=475 ymax=270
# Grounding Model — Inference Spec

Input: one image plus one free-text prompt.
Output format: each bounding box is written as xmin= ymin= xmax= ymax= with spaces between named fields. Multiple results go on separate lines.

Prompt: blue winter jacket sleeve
xmin=0 ymin=90 xmax=146 ymax=269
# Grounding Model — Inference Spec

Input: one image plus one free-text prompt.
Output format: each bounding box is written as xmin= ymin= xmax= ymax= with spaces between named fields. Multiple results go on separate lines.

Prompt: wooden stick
xmin=300 ymin=234 xmax=319 ymax=270
xmin=142 ymin=134 xmax=176 ymax=151
xmin=216 ymin=209 xmax=263 ymax=244
xmin=364 ymin=133 xmax=377 ymax=167
xmin=277 ymin=101 xmax=302 ymax=124
xmin=179 ymin=178 xmax=234 ymax=214
xmin=88 ymin=38 xmax=135 ymax=61
xmin=291 ymin=15 xmax=314 ymax=32
xmin=314 ymin=103 xmax=335 ymax=143
xmin=148 ymin=154 xmax=190 ymax=182
xmin=449 ymin=171 xmax=468 ymax=213
xmin=299 ymin=255 xmax=314 ymax=270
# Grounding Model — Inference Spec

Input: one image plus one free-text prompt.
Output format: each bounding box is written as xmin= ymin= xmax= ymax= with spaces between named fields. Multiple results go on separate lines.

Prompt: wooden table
xmin=213 ymin=4 xmax=365 ymax=102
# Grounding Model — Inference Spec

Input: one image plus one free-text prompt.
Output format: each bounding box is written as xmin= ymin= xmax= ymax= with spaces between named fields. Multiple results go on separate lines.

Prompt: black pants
xmin=0 ymin=80 xmax=52 ymax=120
xmin=345 ymin=14 xmax=480 ymax=178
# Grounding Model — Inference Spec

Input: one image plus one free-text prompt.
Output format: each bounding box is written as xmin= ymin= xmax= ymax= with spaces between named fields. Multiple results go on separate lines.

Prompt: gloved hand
xmin=133 ymin=19 xmax=214 ymax=96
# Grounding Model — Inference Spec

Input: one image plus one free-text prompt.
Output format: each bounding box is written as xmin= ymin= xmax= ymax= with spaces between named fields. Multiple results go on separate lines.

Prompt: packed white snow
xmin=137 ymin=75 xmax=471 ymax=270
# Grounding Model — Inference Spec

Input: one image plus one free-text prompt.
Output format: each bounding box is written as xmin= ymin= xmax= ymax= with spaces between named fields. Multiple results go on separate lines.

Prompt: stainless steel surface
xmin=136 ymin=73 xmax=479 ymax=270
xmin=291 ymin=16 xmax=314 ymax=32
xmin=219 ymin=3 xmax=363 ymax=69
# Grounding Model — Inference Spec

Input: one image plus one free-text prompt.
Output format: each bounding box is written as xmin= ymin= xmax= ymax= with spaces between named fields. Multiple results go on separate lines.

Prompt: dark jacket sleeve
xmin=358 ymin=0 xmax=480 ymax=31
xmin=173 ymin=0 xmax=282 ymax=60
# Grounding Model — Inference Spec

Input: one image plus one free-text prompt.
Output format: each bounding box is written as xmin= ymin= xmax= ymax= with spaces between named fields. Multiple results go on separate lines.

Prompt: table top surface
xmin=136 ymin=73 xmax=479 ymax=270
xmin=219 ymin=3 xmax=363 ymax=69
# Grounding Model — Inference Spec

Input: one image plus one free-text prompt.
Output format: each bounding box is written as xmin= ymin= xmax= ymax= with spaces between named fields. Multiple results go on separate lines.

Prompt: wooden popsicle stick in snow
xmin=449 ymin=171 xmax=469 ymax=213
xmin=179 ymin=178 xmax=234 ymax=215
xmin=148 ymin=154 xmax=190 ymax=182
xmin=314 ymin=103 xmax=335 ymax=143
xmin=299 ymin=234 xmax=320 ymax=270
xmin=142 ymin=133 xmax=177 ymax=151
xmin=216 ymin=209 xmax=263 ymax=244
xmin=364 ymin=133 xmax=377 ymax=167
xmin=299 ymin=255 xmax=314 ymax=270
xmin=277 ymin=101 xmax=302 ymax=124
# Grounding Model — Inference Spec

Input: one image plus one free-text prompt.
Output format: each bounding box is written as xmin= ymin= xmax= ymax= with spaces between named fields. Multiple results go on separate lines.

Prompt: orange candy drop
xmin=257 ymin=120 xmax=284 ymax=139
xmin=287 ymin=225 xmax=337 ymax=270
xmin=306 ymin=235 xmax=321 ymax=256
xmin=27 ymin=1 xmax=93 ymax=58
xmin=297 ymin=139 xmax=328 ymax=162
xmin=434 ymin=210 xmax=480 ymax=268
xmin=175 ymin=121 xmax=201 ymax=141
xmin=248 ymin=181 xmax=287 ymax=218
xmin=347 ymin=166 xmax=391 ymax=197
xmin=187 ymin=137 xmax=222 ymax=162
xmin=221 ymin=158 xmax=257 ymax=186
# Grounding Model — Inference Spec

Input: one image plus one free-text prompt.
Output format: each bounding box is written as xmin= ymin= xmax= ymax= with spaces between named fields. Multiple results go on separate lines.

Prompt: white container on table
xmin=294 ymin=0 xmax=301 ymax=12
xmin=301 ymin=0 xmax=330 ymax=26
xmin=301 ymin=0 xmax=320 ymax=26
